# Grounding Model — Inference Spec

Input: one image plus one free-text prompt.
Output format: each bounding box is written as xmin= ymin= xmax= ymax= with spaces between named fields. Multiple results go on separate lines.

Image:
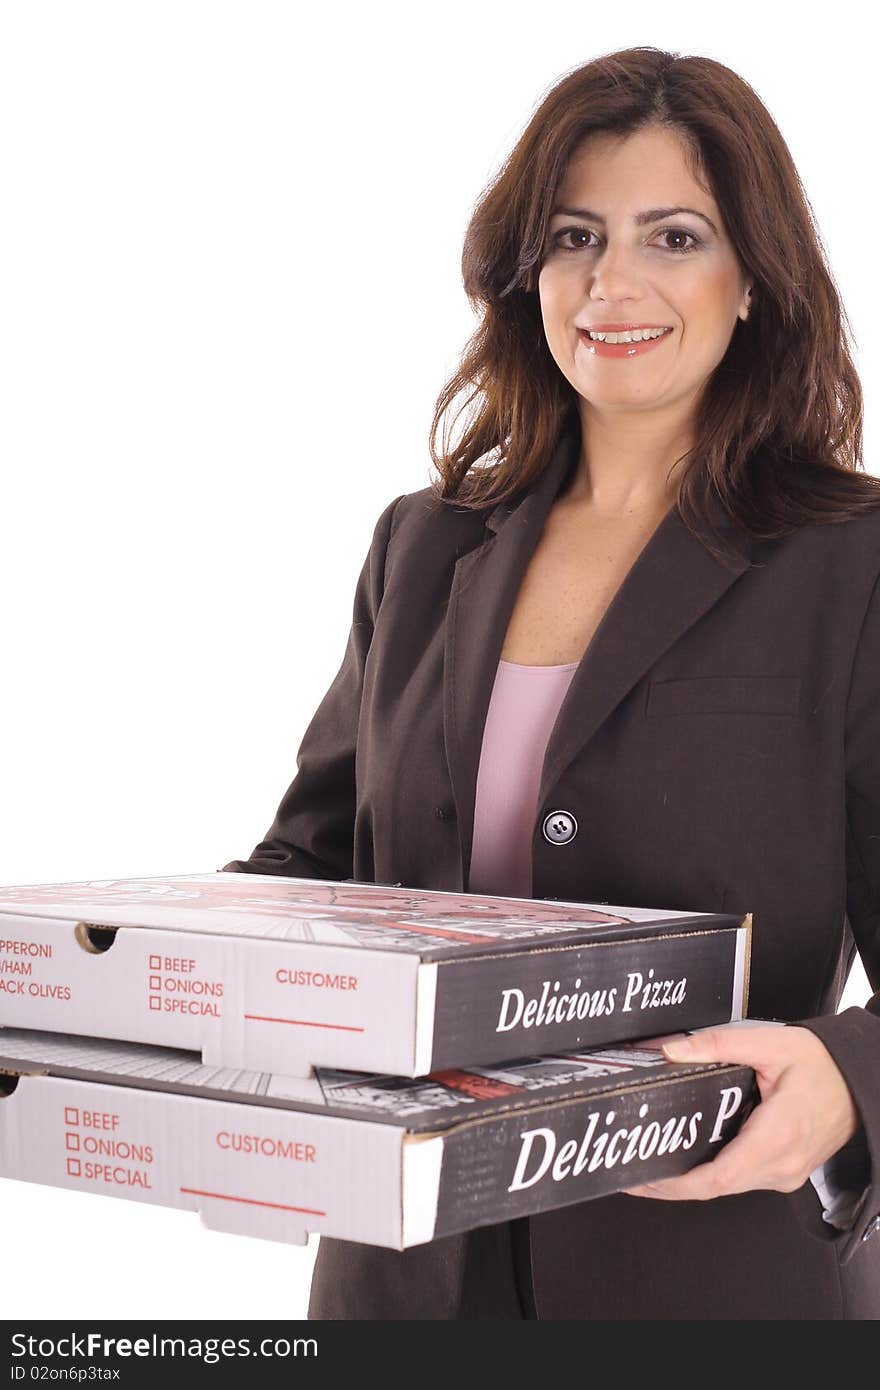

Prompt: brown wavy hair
xmin=427 ymin=46 xmax=880 ymax=567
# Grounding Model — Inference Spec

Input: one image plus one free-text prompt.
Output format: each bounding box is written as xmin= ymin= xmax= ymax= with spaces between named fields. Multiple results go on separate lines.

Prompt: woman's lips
xmin=578 ymin=328 xmax=674 ymax=358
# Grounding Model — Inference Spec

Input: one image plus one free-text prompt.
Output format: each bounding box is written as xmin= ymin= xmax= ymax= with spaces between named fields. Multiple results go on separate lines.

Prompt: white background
xmin=0 ymin=1 xmax=876 ymax=1321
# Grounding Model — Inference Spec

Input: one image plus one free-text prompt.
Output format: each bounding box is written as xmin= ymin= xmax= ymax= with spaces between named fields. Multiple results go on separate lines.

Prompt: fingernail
xmin=662 ymin=1037 xmax=694 ymax=1059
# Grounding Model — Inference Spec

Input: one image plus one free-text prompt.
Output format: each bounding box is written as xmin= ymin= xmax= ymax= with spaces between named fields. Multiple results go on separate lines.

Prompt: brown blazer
xmin=223 ymin=413 xmax=880 ymax=1319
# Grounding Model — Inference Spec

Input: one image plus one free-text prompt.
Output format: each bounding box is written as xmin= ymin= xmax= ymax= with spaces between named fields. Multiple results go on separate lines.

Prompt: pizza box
xmin=0 ymin=872 xmax=751 ymax=1077
xmin=0 ymin=1026 xmax=758 ymax=1249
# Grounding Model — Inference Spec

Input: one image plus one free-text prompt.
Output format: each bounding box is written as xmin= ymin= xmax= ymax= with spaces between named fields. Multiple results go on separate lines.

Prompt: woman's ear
xmin=739 ymin=283 xmax=755 ymax=321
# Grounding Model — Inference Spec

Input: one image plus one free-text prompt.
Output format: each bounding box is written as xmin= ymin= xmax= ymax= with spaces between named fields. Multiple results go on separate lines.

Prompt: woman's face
xmin=537 ymin=125 xmax=753 ymax=415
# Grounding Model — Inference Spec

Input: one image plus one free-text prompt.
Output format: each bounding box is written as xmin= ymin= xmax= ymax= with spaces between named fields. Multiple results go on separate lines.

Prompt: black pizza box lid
xmin=0 ymin=1026 xmax=755 ymax=1135
xmin=0 ymin=870 xmax=747 ymax=960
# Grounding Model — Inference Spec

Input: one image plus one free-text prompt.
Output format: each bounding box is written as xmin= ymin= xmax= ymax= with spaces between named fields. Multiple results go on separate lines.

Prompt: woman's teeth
xmin=586 ymin=327 xmax=672 ymax=343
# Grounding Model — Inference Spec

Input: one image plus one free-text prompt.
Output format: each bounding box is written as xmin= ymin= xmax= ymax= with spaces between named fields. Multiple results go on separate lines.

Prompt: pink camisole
xmin=468 ymin=658 xmax=578 ymax=900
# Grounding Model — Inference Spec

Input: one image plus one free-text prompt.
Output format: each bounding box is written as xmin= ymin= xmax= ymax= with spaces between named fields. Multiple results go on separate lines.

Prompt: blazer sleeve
xmin=219 ymin=491 xmax=406 ymax=883
xmin=795 ymin=561 xmax=880 ymax=1263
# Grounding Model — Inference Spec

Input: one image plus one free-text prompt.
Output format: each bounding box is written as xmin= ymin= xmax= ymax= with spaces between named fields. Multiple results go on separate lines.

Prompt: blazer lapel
xmin=442 ymin=414 xmax=755 ymax=887
xmin=537 ymin=495 xmax=753 ymax=811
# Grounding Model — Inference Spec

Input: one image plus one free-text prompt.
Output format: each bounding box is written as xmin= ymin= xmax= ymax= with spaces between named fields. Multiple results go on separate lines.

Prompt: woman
xmin=223 ymin=47 xmax=880 ymax=1318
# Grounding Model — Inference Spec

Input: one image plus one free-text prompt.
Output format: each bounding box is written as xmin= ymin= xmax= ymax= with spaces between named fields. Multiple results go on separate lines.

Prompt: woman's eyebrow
xmin=551 ymin=204 xmax=719 ymax=235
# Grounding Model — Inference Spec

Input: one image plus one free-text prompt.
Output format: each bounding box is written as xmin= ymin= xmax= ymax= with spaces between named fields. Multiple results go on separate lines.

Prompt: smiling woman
xmin=225 ymin=44 xmax=880 ymax=1322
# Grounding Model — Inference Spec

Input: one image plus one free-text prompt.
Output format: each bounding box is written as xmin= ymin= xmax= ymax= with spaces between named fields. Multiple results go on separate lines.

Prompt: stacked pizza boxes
xmin=0 ymin=871 xmax=756 ymax=1250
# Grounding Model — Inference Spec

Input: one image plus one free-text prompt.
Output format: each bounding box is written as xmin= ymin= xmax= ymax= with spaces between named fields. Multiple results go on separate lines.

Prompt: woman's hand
xmin=624 ymin=1023 xmax=861 ymax=1201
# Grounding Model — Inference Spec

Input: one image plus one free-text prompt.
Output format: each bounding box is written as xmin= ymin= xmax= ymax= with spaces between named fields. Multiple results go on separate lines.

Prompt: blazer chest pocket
xmin=646 ymin=674 xmax=802 ymax=718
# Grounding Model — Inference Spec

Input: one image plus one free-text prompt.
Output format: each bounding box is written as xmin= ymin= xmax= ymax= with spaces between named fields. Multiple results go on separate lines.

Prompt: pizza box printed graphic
xmin=0 ymin=872 xmax=751 ymax=1077
xmin=0 ymin=1026 xmax=758 ymax=1250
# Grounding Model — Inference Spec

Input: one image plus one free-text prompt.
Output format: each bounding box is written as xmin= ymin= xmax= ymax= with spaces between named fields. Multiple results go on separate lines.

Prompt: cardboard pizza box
xmin=0 ymin=872 xmax=751 ymax=1077
xmin=0 ymin=1026 xmax=757 ymax=1249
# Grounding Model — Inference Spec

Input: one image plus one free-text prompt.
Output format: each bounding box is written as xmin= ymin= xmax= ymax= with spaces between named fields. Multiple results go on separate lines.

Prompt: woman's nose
xmin=585 ymin=244 xmax=646 ymax=301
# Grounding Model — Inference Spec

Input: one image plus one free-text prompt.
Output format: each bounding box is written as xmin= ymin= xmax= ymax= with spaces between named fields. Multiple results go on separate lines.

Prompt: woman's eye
xmin=552 ymin=226 xmax=700 ymax=256
xmin=655 ymin=228 xmax=700 ymax=254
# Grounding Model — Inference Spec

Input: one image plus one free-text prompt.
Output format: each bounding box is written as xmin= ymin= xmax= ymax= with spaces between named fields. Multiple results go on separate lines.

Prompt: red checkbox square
xmin=66 ymin=1158 xmax=81 ymax=1177
xmin=149 ymin=995 xmax=161 ymax=1011
xmin=65 ymin=1132 xmax=80 ymax=1152
xmin=149 ymin=954 xmax=162 ymax=970
xmin=64 ymin=1106 xmax=79 ymax=1126
xmin=149 ymin=975 xmax=162 ymax=991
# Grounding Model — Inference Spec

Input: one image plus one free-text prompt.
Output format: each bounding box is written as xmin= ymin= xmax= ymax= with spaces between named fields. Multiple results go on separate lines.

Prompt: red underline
xmin=244 ymin=1013 xmax=365 ymax=1032
xmin=180 ymin=1186 xmax=326 ymax=1217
